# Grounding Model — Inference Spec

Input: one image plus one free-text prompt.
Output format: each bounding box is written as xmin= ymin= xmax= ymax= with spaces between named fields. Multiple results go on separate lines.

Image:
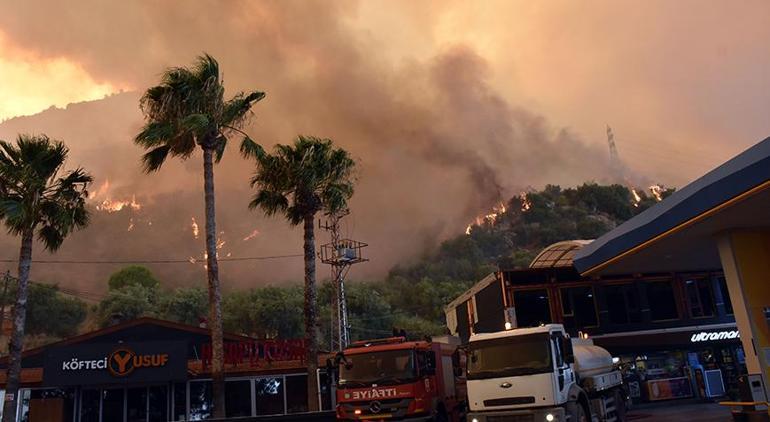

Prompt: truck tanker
xmin=466 ymin=324 xmax=627 ymax=422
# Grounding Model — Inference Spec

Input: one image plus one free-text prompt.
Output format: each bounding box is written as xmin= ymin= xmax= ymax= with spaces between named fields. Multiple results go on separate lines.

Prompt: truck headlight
xmin=545 ymin=413 xmax=555 ymax=421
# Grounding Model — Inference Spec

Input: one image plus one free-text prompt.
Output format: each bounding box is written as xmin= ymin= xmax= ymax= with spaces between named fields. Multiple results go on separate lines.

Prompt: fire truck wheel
xmin=432 ymin=404 xmax=448 ymax=422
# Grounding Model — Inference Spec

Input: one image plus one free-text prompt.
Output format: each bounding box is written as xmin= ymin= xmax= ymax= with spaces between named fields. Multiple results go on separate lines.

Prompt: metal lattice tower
xmin=319 ymin=210 xmax=367 ymax=351
xmin=607 ymin=125 xmax=619 ymax=164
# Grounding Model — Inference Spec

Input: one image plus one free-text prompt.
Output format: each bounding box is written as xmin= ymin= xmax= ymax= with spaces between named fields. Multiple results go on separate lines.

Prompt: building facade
xmin=0 ymin=318 xmax=333 ymax=422
xmin=445 ymin=240 xmax=746 ymax=403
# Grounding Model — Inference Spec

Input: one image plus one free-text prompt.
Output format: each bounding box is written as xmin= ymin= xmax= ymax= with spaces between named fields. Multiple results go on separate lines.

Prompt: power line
xmin=0 ymin=254 xmax=304 ymax=265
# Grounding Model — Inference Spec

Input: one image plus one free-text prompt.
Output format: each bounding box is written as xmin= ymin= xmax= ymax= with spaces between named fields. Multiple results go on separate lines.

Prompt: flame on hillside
xmin=243 ymin=229 xmax=260 ymax=241
xmin=649 ymin=184 xmax=663 ymax=201
xmin=190 ymin=231 xmax=228 ymax=269
xmin=631 ymin=188 xmax=642 ymax=207
xmin=520 ymin=192 xmax=532 ymax=212
xmin=191 ymin=217 xmax=199 ymax=239
xmin=465 ymin=202 xmax=507 ymax=235
xmin=89 ymin=179 xmax=142 ymax=213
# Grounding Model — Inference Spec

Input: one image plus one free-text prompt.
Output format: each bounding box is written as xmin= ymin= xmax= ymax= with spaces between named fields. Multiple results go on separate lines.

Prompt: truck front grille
xmin=487 ymin=415 xmax=534 ymax=422
xmin=483 ymin=396 xmax=536 ymax=407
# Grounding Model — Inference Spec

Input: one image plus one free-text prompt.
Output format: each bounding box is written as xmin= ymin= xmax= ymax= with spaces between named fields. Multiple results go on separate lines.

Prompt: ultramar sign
xmin=350 ymin=388 xmax=398 ymax=400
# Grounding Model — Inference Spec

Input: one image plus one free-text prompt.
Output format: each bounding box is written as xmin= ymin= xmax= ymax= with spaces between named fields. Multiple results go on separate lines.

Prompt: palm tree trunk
xmin=304 ymin=214 xmax=320 ymax=412
xmin=202 ymin=147 xmax=226 ymax=419
xmin=2 ymin=229 xmax=33 ymax=422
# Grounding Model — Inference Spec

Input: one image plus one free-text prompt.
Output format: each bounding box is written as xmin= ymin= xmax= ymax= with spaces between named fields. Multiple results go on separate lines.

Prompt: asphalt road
xmin=627 ymin=402 xmax=734 ymax=421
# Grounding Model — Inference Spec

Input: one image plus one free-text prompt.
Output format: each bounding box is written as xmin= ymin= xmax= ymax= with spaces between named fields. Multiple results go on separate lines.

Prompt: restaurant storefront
xmin=0 ymin=318 xmax=333 ymax=422
xmin=593 ymin=325 xmax=745 ymax=403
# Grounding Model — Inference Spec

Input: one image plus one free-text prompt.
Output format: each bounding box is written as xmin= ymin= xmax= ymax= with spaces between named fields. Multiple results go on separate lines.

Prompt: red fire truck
xmin=335 ymin=336 xmax=466 ymax=421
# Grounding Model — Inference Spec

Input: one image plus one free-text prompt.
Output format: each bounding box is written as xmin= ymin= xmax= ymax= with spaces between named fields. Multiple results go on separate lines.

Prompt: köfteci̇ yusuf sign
xmin=43 ymin=341 xmax=187 ymax=386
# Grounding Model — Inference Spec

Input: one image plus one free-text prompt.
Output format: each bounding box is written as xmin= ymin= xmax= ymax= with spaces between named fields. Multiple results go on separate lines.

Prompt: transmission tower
xmin=319 ymin=210 xmax=367 ymax=351
xmin=607 ymin=125 xmax=619 ymax=163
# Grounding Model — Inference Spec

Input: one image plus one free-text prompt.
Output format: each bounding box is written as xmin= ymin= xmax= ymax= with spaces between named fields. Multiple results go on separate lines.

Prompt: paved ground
xmin=627 ymin=401 xmax=733 ymax=421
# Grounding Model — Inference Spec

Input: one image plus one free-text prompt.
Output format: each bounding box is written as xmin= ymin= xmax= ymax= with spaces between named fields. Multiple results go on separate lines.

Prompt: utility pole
xmin=319 ymin=210 xmax=367 ymax=352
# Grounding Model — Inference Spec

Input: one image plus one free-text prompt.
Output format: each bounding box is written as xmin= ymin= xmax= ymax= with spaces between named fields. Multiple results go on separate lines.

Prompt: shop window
xmin=18 ymin=389 xmax=76 ymax=422
xmin=80 ymin=389 xmax=100 ymax=422
xmin=189 ymin=381 xmax=213 ymax=420
xmin=286 ymin=375 xmax=309 ymax=413
xmin=513 ymin=289 xmax=551 ymax=327
xmin=319 ymin=371 xmax=333 ymax=411
xmin=646 ymin=281 xmax=679 ymax=321
xmin=172 ymin=382 xmax=187 ymax=421
xmin=102 ymin=388 xmax=125 ymax=422
xmin=604 ymin=284 xmax=642 ymax=325
xmin=685 ymin=277 xmax=715 ymax=318
xmin=148 ymin=385 xmax=169 ymax=422
xmin=127 ymin=387 xmax=147 ymax=422
xmin=226 ymin=380 xmax=253 ymax=418
xmin=718 ymin=277 xmax=734 ymax=315
xmin=560 ymin=286 xmax=598 ymax=330
xmin=255 ymin=377 xmax=285 ymax=415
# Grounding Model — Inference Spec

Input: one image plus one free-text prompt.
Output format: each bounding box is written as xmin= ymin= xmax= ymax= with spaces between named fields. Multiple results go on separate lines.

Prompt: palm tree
xmin=0 ymin=135 xmax=91 ymax=422
xmin=134 ymin=54 xmax=264 ymax=418
xmin=248 ymin=136 xmax=356 ymax=411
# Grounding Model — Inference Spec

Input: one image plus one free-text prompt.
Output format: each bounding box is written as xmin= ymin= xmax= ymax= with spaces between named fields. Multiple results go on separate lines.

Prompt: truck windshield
xmin=467 ymin=333 xmax=552 ymax=380
xmin=339 ymin=349 xmax=416 ymax=387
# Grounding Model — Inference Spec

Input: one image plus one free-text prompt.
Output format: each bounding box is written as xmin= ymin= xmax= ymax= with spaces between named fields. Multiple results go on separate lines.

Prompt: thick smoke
xmin=0 ymin=1 xmax=621 ymax=292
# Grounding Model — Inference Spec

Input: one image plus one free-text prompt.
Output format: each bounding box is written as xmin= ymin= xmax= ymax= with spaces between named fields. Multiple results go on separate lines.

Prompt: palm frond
xmin=249 ymin=135 xmax=357 ymax=226
xmin=141 ymin=145 xmax=172 ymax=172
xmin=240 ymin=136 xmax=265 ymax=160
xmin=214 ymin=135 xmax=227 ymax=163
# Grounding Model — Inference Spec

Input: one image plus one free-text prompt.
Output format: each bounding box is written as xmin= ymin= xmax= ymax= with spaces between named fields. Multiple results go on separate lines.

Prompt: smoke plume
xmin=0 ymin=1 xmax=625 ymax=292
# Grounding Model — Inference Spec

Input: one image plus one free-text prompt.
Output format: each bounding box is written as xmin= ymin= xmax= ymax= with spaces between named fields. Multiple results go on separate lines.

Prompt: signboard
xmin=690 ymin=330 xmax=740 ymax=343
xmin=200 ymin=339 xmax=305 ymax=370
xmin=43 ymin=341 xmax=187 ymax=386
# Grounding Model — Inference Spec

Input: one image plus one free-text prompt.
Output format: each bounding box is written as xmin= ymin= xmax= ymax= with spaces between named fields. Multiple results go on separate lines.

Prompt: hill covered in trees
xmin=4 ymin=182 xmax=673 ymax=346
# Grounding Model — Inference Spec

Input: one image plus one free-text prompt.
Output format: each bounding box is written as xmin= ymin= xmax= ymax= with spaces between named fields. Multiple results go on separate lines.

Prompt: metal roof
xmin=529 ymin=240 xmax=593 ymax=269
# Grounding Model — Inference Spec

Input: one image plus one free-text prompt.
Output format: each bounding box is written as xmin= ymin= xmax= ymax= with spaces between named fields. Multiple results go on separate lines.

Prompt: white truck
xmin=466 ymin=324 xmax=627 ymax=422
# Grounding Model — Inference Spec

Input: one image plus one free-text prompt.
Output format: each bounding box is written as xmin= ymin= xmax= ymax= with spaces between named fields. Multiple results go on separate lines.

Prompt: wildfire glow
xmin=465 ymin=201 xmax=508 ymax=235
xmin=96 ymin=195 xmax=142 ymax=213
xmin=520 ymin=192 xmax=531 ymax=212
xmin=127 ymin=218 xmax=134 ymax=232
xmin=191 ymin=218 xmax=199 ymax=239
xmin=90 ymin=179 xmax=142 ymax=213
xmin=243 ymin=229 xmax=260 ymax=241
xmin=649 ymin=184 xmax=663 ymax=201
xmin=631 ymin=188 xmax=642 ymax=207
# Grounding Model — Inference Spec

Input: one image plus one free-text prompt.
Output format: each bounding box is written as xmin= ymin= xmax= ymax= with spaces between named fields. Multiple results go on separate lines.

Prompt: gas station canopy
xmin=574 ymin=137 xmax=770 ymax=276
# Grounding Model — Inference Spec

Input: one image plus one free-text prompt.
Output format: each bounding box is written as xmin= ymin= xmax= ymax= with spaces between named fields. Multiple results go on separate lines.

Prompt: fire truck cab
xmin=335 ymin=336 xmax=466 ymax=421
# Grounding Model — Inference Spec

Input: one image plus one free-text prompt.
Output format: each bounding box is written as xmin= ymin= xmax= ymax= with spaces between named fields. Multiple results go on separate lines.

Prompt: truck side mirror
xmin=422 ymin=351 xmax=437 ymax=376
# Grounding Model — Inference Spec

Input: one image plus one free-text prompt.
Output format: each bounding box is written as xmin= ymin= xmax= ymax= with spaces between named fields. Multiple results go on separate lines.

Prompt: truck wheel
xmin=433 ymin=404 xmax=448 ymax=422
xmin=433 ymin=403 xmax=449 ymax=422
xmin=614 ymin=389 xmax=627 ymax=421
xmin=566 ymin=401 xmax=588 ymax=422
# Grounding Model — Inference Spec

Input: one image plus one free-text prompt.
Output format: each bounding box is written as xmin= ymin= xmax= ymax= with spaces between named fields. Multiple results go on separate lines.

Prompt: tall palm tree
xmin=0 ymin=135 xmax=91 ymax=422
xmin=248 ymin=136 xmax=356 ymax=411
xmin=135 ymin=54 xmax=264 ymax=418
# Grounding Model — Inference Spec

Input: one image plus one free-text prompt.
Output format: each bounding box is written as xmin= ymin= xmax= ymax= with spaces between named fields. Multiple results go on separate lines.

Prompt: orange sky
xmin=1 ymin=0 xmax=769 ymax=186
xmin=0 ymin=33 xmax=124 ymax=121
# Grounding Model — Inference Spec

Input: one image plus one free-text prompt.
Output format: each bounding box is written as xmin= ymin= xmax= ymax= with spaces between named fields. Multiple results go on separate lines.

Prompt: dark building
xmin=0 ymin=318 xmax=333 ymax=422
xmin=445 ymin=240 xmax=744 ymax=403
